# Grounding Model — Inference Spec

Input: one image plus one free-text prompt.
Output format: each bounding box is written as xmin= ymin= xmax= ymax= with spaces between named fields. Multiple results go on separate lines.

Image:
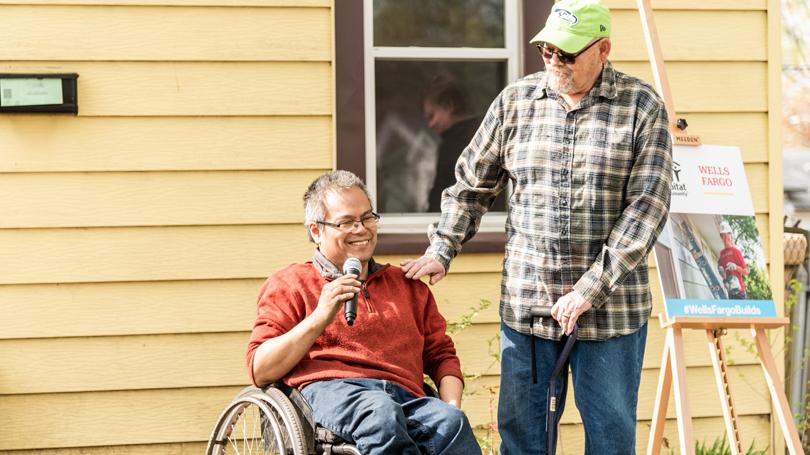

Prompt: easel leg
xmin=752 ymin=328 xmax=805 ymax=454
xmin=670 ymin=327 xmax=695 ymax=455
xmin=647 ymin=338 xmax=672 ymax=455
xmin=706 ymin=330 xmax=743 ymax=455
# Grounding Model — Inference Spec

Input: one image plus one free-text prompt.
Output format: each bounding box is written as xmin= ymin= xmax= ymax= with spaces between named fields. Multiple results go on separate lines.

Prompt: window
xmin=336 ymin=0 xmax=551 ymax=252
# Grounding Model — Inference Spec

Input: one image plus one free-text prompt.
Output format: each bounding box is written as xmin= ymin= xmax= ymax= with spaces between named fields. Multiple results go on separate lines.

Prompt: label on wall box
xmin=0 ymin=78 xmax=63 ymax=107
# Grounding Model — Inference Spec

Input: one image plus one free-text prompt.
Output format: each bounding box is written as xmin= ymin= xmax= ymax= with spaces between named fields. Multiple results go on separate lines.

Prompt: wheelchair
xmin=206 ymin=383 xmax=361 ymax=455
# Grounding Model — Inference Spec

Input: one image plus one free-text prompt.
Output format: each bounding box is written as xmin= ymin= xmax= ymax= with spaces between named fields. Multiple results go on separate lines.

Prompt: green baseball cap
xmin=530 ymin=0 xmax=612 ymax=54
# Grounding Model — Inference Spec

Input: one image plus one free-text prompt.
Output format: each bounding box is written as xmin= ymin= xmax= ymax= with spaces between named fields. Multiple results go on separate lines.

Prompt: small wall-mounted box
xmin=0 ymin=73 xmax=78 ymax=114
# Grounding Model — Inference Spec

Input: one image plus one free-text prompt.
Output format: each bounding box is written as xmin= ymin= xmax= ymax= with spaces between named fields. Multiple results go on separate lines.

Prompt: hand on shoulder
xmin=400 ymin=255 xmax=446 ymax=285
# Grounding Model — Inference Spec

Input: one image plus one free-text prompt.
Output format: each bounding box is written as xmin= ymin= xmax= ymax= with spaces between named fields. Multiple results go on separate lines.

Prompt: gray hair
xmin=303 ymin=170 xmax=372 ymax=237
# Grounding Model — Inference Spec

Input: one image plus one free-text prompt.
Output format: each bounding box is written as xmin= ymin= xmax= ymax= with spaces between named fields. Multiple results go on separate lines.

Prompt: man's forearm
xmin=438 ymin=375 xmax=464 ymax=407
xmin=252 ymin=310 xmax=331 ymax=387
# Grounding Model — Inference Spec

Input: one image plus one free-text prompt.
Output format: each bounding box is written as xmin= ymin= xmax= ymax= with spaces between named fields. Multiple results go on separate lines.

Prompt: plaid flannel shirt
xmin=426 ymin=61 xmax=672 ymax=341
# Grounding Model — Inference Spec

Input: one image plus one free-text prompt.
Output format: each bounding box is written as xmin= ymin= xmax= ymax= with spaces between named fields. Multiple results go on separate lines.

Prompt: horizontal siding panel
xmin=454 ymin=322 xmax=760 ymax=376
xmin=679 ymin=113 xmax=768 ymax=163
xmin=0 ymin=0 xmax=759 ymax=7
xmin=611 ymin=10 xmax=766 ymax=61
xmin=607 ymin=0 xmax=766 ymax=9
xmin=0 ymin=373 xmax=769 ymax=450
xmin=463 ymin=364 xmax=769 ymax=427
xmin=0 ymin=233 xmax=506 ymax=285
xmin=469 ymin=415 xmax=770 ymax=450
xmin=562 ymin=415 xmax=771 ymax=454
xmin=0 ymin=279 xmax=262 ymax=339
xmin=0 ymin=170 xmax=323 ymax=228
xmin=0 ymin=0 xmax=329 ymax=4
xmin=0 ymin=5 xmax=330 ymax=61
xmin=0 ymin=267 xmax=505 ymax=339
xmin=0 ymin=61 xmax=331 ymax=116
xmin=0 ymin=398 xmax=771 ymax=453
xmin=746 ymin=163 xmax=769 ymax=213
xmin=7 ymin=316 xmax=760 ymax=395
xmin=0 ymin=387 xmax=241 ymax=450
xmin=433 ymin=272 xmax=501 ymax=324
xmin=0 ymin=225 xmax=313 ymax=285
xmin=582 ymin=364 xmax=770 ymax=422
xmin=0 ymin=116 xmax=332 ymax=172
xmin=0 ymin=442 xmax=207 ymax=455
xmin=644 ymin=320 xmax=761 ymax=367
xmin=0 ymin=166 xmax=767 ymax=228
xmin=0 ymin=333 xmax=249 ymax=394
xmin=614 ymin=62 xmax=767 ymax=112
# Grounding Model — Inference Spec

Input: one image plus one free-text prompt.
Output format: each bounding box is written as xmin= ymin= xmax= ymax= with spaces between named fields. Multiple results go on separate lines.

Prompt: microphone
xmin=342 ymin=257 xmax=362 ymax=326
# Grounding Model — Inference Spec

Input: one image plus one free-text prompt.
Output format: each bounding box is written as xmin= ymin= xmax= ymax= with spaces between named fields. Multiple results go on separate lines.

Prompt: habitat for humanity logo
xmin=671 ymin=161 xmax=687 ymax=196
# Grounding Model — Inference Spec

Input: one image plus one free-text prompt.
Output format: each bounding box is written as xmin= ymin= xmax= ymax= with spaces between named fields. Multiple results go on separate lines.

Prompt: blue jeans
xmin=498 ymin=322 xmax=647 ymax=455
xmin=301 ymin=378 xmax=482 ymax=455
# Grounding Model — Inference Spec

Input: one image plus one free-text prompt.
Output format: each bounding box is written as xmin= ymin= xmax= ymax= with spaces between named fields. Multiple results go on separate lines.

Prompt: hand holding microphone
xmin=342 ymin=257 xmax=362 ymax=326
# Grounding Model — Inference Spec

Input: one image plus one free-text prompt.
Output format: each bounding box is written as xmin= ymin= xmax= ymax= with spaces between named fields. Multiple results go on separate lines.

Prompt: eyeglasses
xmin=537 ymin=39 xmax=603 ymax=65
xmin=317 ymin=212 xmax=380 ymax=232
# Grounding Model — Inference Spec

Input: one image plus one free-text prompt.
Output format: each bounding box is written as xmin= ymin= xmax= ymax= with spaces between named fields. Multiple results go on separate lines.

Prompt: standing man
xmin=402 ymin=0 xmax=672 ymax=453
xmin=718 ymin=221 xmax=749 ymax=299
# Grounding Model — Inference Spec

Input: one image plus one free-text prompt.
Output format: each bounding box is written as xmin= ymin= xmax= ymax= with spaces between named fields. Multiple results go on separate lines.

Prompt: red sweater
xmin=246 ymin=262 xmax=463 ymax=397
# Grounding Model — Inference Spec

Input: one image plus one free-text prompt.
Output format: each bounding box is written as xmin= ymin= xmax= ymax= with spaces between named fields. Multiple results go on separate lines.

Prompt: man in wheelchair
xmin=246 ymin=170 xmax=482 ymax=455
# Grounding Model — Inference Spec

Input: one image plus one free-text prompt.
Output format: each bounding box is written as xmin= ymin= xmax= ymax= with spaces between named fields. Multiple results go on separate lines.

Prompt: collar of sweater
xmin=312 ymin=249 xmax=384 ymax=281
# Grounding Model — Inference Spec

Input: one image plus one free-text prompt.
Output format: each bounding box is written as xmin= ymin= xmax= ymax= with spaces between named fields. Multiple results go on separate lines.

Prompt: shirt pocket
xmin=584 ymin=128 xmax=634 ymax=192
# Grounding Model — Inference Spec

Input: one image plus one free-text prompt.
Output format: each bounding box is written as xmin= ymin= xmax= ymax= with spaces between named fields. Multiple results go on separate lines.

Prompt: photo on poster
xmin=654 ymin=145 xmax=776 ymax=318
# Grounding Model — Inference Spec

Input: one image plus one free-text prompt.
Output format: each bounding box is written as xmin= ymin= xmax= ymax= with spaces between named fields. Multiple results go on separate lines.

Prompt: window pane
xmin=375 ymin=60 xmax=508 ymax=213
xmin=373 ymin=0 xmax=505 ymax=48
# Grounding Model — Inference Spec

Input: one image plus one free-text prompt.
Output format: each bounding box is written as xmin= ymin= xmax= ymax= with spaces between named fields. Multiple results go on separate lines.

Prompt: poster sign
xmin=654 ymin=145 xmax=775 ymax=318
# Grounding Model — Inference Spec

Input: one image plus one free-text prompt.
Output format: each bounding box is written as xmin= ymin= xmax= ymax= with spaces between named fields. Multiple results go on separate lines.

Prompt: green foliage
xmin=691 ymin=437 xmax=767 ymax=455
xmin=447 ymin=299 xmax=491 ymax=335
xmin=722 ymin=215 xmax=772 ymax=299
xmin=786 ymin=278 xmax=802 ymax=311
xmin=441 ymin=298 xmax=502 ymax=454
xmin=742 ymin=265 xmax=773 ymax=300
xmin=723 ymin=216 xmax=764 ymax=262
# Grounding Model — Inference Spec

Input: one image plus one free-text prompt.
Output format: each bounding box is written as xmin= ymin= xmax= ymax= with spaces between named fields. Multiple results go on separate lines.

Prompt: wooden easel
xmin=636 ymin=1 xmax=805 ymax=454
xmin=646 ymin=316 xmax=800 ymax=455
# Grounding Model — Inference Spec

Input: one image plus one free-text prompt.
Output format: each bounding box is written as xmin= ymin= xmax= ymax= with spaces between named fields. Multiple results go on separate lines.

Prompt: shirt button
xmin=561 ymin=199 xmax=568 ymax=207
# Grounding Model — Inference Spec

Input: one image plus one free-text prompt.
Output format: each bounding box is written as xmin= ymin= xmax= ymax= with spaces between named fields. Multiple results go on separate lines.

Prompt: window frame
xmin=335 ymin=0 xmax=552 ymax=254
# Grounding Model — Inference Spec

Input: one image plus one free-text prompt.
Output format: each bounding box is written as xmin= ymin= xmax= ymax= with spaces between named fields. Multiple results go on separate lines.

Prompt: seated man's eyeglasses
xmin=537 ymin=38 xmax=603 ymax=65
xmin=317 ymin=212 xmax=381 ymax=232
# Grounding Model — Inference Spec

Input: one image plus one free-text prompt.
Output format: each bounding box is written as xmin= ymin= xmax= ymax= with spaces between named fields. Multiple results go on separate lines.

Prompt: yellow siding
xmin=0 ymin=61 xmax=332 ymax=116
xmin=0 ymin=116 xmax=333 ymax=172
xmin=1 ymin=170 xmax=323 ymax=228
xmin=0 ymin=0 xmax=329 ymax=4
xmin=0 ymin=4 xmax=333 ymax=449
xmin=610 ymin=10 xmax=767 ymax=61
xmin=0 ymin=6 xmax=331 ymax=61
xmin=0 ymin=1 xmax=781 ymax=454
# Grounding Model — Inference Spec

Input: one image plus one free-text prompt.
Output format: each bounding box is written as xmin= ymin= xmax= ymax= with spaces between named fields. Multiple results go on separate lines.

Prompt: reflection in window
xmin=375 ymin=60 xmax=507 ymax=213
xmin=373 ymin=0 xmax=505 ymax=48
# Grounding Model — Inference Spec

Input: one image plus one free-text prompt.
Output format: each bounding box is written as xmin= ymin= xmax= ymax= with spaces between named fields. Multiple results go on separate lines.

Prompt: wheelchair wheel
xmin=206 ymin=386 xmax=308 ymax=455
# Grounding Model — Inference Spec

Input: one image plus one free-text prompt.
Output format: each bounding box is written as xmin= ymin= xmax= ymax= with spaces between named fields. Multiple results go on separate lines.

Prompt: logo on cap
xmin=554 ymin=9 xmax=579 ymax=25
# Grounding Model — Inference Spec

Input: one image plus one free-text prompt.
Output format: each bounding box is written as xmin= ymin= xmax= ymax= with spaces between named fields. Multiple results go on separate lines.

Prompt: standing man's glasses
xmin=537 ymin=39 xmax=603 ymax=65
xmin=317 ymin=212 xmax=380 ymax=232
